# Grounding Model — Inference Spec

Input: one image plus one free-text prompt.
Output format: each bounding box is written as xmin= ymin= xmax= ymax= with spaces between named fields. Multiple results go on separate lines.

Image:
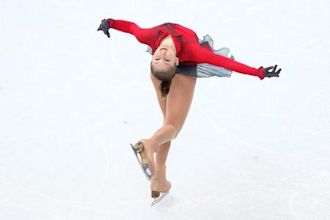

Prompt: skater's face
xmin=151 ymin=47 xmax=179 ymax=73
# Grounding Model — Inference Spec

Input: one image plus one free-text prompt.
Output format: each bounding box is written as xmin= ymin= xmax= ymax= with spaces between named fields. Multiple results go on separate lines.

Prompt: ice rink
xmin=1 ymin=0 xmax=330 ymax=219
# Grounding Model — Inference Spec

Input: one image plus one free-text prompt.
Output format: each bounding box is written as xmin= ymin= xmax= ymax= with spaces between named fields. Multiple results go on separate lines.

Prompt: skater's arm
xmin=193 ymin=47 xmax=265 ymax=79
xmin=108 ymin=19 xmax=158 ymax=46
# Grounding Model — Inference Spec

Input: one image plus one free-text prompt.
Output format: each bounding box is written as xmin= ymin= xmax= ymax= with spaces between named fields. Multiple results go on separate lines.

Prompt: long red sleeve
xmin=108 ymin=19 xmax=158 ymax=46
xmin=193 ymin=47 xmax=265 ymax=79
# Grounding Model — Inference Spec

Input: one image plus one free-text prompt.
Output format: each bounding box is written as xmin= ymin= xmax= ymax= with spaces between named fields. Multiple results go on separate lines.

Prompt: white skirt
xmin=196 ymin=34 xmax=233 ymax=78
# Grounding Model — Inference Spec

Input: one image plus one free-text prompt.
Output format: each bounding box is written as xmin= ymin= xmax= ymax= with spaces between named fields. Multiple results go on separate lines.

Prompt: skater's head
xmin=150 ymin=62 xmax=176 ymax=97
xmin=151 ymin=46 xmax=178 ymax=75
xmin=150 ymin=45 xmax=179 ymax=97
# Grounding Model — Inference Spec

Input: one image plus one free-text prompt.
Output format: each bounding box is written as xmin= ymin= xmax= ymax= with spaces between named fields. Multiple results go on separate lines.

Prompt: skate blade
xmin=151 ymin=192 xmax=169 ymax=206
xmin=130 ymin=144 xmax=152 ymax=181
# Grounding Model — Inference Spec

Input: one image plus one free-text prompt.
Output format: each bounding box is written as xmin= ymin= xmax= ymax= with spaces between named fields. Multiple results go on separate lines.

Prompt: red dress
xmin=108 ymin=19 xmax=265 ymax=79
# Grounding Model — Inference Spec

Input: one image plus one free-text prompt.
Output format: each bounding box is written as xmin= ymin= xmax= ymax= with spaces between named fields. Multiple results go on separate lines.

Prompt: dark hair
xmin=150 ymin=63 xmax=177 ymax=97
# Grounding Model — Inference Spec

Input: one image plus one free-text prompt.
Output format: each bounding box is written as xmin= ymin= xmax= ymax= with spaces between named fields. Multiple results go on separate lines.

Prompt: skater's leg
xmin=152 ymin=144 xmax=172 ymax=198
xmin=150 ymin=74 xmax=172 ymax=170
xmin=146 ymin=74 xmax=196 ymax=147
xmin=151 ymin=73 xmax=196 ymax=144
xmin=147 ymin=74 xmax=196 ymax=194
xmin=145 ymin=73 xmax=196 ymax=149
xmin=165 ymin=74 xmax=196 ymax=134
xmin=152 ymin=142 xmax=171 ymax=197
xmin=155 ymin=142 xmax=171 ymax=169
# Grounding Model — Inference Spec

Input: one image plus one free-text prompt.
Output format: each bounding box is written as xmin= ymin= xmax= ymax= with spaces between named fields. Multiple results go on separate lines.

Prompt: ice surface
xmin=1 ymin=0 xmax=330 ymax=219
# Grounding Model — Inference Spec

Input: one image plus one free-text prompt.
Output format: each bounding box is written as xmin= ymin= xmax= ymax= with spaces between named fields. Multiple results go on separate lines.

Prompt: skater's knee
xmin=165 ymin=124 xmax=180 ymax=139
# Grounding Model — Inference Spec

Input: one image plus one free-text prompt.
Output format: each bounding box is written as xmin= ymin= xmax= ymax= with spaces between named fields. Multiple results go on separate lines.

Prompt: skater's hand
xmin=97 ymin=19 xmax=111 ymax=38
xmin=262 ymin=65 xmax=281 ymax=78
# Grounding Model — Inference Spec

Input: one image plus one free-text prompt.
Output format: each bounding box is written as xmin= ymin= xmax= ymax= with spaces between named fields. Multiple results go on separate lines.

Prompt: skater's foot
xmin=150 ymin=167 xmax=171 ymax=198
xmin=137 ymin=139 xmax=158 ymax=176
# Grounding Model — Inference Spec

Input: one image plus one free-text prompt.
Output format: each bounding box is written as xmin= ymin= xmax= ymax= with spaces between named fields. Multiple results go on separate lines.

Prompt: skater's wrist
xmin=107 ymin=18 xmax=115 ymax=27
xmin=257 ymin=67 xmax=265 ymax=80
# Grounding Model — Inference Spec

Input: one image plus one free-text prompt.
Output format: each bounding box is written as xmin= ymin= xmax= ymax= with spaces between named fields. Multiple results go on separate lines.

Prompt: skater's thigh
xmin=150 ymin=74 xmax=167 ymax=117
xmin=165 ymin=74 xmax=196 ymax=134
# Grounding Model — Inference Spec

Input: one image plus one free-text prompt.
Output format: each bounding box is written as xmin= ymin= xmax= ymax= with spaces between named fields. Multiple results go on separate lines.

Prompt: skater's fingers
xmin=106 ymin=30 xmax=110 ymax=38
xmin=276 ymin=68 xmax=282 ymax=75
xmin=264 ymin=66 xmax=273 ymax=72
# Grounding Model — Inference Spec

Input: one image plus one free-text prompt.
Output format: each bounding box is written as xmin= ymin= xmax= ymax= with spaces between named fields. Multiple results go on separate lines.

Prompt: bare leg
xmin=149 ymin=75 xmax=171 ymax=170
xmin=142 ymin=74 xmax=196 ymax=194
xmin=155 ymin=142 xmax=171 ymax=170
xmin=152 ymin=141 xmax=171 ymax=198
xmin=146 ymin=74 xmax=196 ymax=148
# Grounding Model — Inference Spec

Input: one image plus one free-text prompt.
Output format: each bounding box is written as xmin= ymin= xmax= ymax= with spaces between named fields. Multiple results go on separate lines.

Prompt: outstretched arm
xmin=97 ymin=18 xmax=158 ymax=46
xmin=193 ymin=47 xmax=265 ymax=79
xmin=193 ymin=47 xmax=281 ymax=79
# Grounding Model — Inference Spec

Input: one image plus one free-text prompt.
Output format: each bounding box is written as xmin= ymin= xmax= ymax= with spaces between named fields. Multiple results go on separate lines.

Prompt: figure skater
xmin=97 ymin=18 xmax=281 ymax=204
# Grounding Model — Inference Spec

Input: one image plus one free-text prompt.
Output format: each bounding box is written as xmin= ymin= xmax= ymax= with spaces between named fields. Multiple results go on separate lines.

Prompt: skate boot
xmin=150 ymin=167 xmax=171 ymax=206
xmin=130 ymin=141 xmax=154 ymax=181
